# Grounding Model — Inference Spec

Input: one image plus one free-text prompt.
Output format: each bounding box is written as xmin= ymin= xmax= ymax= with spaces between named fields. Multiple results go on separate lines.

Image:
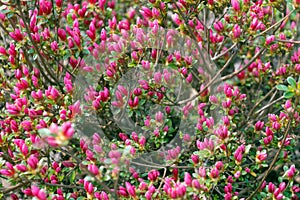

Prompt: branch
xmin=275 ymin=39 xmax=300 ymax=44
xmin=254 ymin=96 xmax=285 ymax=115
xmin=212 ymin=43 xmax=237 ymax=61
xmin=247 ymin=88 xmax=276 ymax=120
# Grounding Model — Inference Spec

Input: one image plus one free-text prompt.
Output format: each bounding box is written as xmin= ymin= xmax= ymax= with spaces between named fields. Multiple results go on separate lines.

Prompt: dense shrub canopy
xmin=0 ymin=0 xmax=299 ymax=199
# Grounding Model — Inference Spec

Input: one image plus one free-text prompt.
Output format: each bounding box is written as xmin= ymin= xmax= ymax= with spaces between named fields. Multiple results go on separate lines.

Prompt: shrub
xmin=0 ymin=0 xmax=299 ymax=199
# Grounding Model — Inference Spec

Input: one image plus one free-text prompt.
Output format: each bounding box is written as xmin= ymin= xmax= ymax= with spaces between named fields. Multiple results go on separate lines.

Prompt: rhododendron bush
xmin=0 ymin=0 xmax=300 ymax=199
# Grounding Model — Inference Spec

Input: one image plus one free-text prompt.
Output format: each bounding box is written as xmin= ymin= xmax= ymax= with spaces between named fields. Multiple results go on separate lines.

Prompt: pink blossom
xmin=140 ymin=7 xmax=153 ymax=18
xmin=9 ymin=29 xmax=24 ymax=41
xmin=84 ymin=180 xmax=94 ymax=194
xmin=266 ymin=35 xmax=275 ymax=45
xmin=214 ymin=21 xmax=224 ymax=32
xmin=27 ymin=155 xmax=39 ymax=169
xmin=125 ymin=182 xmax=136 ymax=197
xmin=210 ymin=167 xmax=219 ymax=179
xmin=88 ymin=164 xmax=99 ymax=176
xmin=232 ymin=24 xmax=241 ymax=39
xmin=286 ymin=165 xmax=296 ymax=179
xmin=255 ymin=120 xmax=264 ymax=131
xmin=231 ymin=0 xmax=240 ymax=11
xmin=184 ymin=172 xmax=192 ymax=186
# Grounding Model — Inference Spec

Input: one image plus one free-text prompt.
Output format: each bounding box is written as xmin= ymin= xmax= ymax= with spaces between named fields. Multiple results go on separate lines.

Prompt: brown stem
xmin=254 ymin=96 xmax=285 ymax=116
xmin=275 ymin=39 xmax=300 ymax=44
xmin=212 ymin=43 xmax=237 ymax=61
xmin=247 ymin=87 xmax=276 ymax=120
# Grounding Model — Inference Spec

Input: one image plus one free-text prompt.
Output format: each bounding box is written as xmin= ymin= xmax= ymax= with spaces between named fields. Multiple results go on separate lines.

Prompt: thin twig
xmin=247 ymin=87 xmax=276 ymax=120
xmin=275 ymin=39 xmax=300 ymax=44
xmin=254 ymin=96 xmax=284 ymax=115
xmin=212 ymin=43 xmax=237 ymax=61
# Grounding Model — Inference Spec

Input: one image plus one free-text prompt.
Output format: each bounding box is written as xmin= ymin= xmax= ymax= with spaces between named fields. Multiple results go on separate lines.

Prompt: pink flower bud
xmin=140 ymin=6 xmax=153 ymax=18
xmin=268 ymin=182 xmax=275 ymax=193
xmin=214 ymin=21 xmax=224 ymax=32
xmin=55 ymin=0 xmax=62 ymax=7
xmin=231 ymin=0 xmax=240 ymax=11
xmin=21 ymin=120 xmax=32 ymax=131
xmin=84 ymin=180 xmax=94 ymax=194
xmin=184 ymin=172 xmax=192 ymax=186
xmin=272 ymin=121 xmax=281 ymax=130
xmin=139 ymin=136 xmax=146 ymax=146
xmin=233 ymin=24 xmax=241 ymax=39
xmin=286 ymin=165 xmax=296 ymax=179
xmin=210 ymin=168 xmax=219 ymax=179
xmin=154 ymin=72 xmax=162 ymax=84
xmin=50 ymin=41 xmax=58 ymax=51
xmin=88 ymin=164 xmax=99 ymax=176
xmin=266 ymin=35 xmax=275 ymax=45
xmin=255 ymin=120 xmax=264 ymax=131
xmin=279 ymin=182 xmax=286 ymax=192
xmin=215 ymin=161 xmax=224 ymax=170
xmin=191 ymin=154 xmax=199 ymax=164
xmin=125 ymin=182 xmax=136 ymax=197
xmin=209 ymin=95 xmax=218 ymax=104
xmin=186 ymin=73 xmax=193 ymax=83
xmin=27 ymin=155 xmax=38 ymax=169
xmin=58 ymin=28 xmax=66 ymax=41
xmin=0 ymin=46 xmax=7 ymax=55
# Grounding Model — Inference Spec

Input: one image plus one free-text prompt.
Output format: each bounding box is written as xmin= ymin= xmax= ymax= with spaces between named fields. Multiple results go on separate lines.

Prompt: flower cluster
xmin=0 ymin=0 xmax=299 ymax=199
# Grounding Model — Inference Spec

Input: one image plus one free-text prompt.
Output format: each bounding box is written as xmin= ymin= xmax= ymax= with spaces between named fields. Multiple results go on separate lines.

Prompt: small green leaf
xmin=69 ymin=170 xmax=76 ymax=183
xmin=67 ymin=14 xmax=73 ymax=24
xmin=284 ymin=91 xmax=294 ymax=99
xmin=276 ymin=84 xmax=288 ymax=91
xmin=287 ymin=76 xmax=296 ymax=88
xmin=167 ymin=63 xmax=177 ymax=70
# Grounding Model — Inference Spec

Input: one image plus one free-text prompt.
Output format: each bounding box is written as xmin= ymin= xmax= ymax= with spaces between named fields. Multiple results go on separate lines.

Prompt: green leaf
xmin=276 ymin=84 xmax=288 ymax=91
xmin=69 ymin=170 xmax=76 ymax=183
xmin=167 ymin=63 xmax=177 ymax=70
xmin=287 ymin=76 xmax=296 ymax=88
xmin=67 ymin=14 xmax=73 ymax=24
xmin=284 ymin=91 xmax=294 ymax=99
